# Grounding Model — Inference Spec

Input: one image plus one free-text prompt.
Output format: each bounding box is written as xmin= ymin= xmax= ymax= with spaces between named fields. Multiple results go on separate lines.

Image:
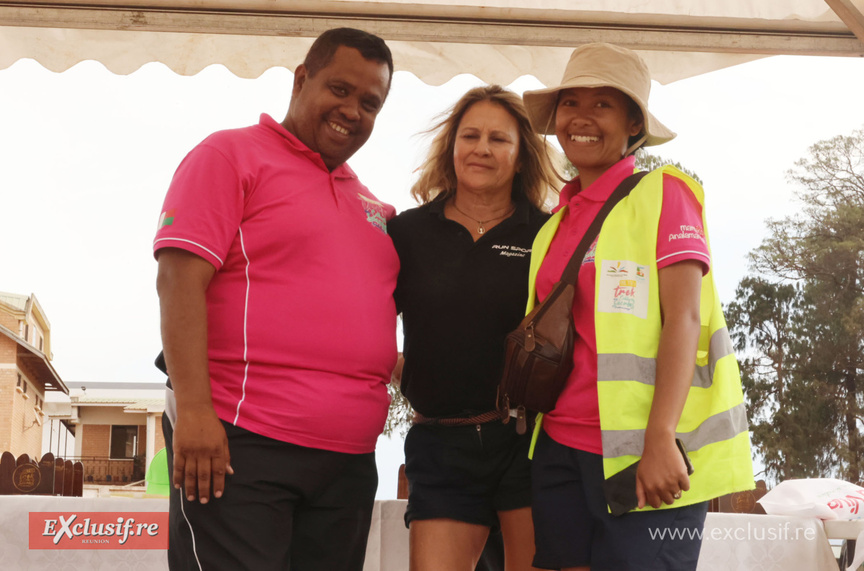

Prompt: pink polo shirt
xmin=535 ymin=156 xmax=710 ymax=454
xmin=154 ymin=114 xmax=399 ymax=454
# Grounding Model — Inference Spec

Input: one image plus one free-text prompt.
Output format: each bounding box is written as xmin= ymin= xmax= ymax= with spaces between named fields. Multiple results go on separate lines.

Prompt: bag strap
xmin=559 ymin=171 xmax=648 ymax=285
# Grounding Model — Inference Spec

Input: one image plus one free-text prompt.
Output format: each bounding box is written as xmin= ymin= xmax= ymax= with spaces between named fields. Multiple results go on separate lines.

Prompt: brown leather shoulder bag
xmin=498 ymin=172 xmax=647 ymax=433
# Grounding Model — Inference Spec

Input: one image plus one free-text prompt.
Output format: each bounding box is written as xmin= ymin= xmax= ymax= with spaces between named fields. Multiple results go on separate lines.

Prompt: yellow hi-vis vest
xmin=527 ymin=166 xmax=754 ymax=511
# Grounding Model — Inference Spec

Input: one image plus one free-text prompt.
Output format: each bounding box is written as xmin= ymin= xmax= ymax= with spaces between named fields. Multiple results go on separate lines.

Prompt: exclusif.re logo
xmin=29 ymin=512 xmax=168 ymax=550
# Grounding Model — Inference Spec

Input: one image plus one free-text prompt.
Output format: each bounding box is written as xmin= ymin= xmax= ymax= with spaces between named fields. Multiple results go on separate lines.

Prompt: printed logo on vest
xmin=356 ymin=194 xmax=388 ymax=234
xmin=597 ymin=260 xmax=649 ymax=319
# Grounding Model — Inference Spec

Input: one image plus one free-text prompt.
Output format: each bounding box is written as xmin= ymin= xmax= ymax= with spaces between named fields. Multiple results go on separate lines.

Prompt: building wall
xmin=77 ymin=406 xmax=147 ymax=425
xmin=80 ymin=424 xmax=110 ymax=458
xmin=78 ymin=423 xmax=145 ymax=484
xmin=0 ymin=334 xmax=45 ymax=458
xmin=80 ymin=420 xmax=158 ymax=459
xmin=0 ymin=362 xmax=14 ymax=453
xmin=10 ymin=384 xmax=43 ymax=458
xmin=154 ymin=414 xmax=165 ymax=452
xmin=11 ymin=363 xmax=46 ymax=458
xmin=0 ymin=310 xmax=19 ymax=332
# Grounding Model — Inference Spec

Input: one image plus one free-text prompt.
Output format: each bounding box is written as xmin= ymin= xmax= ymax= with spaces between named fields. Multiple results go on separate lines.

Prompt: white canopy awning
xmin=1 ymin=0 xmax=863 ymax=85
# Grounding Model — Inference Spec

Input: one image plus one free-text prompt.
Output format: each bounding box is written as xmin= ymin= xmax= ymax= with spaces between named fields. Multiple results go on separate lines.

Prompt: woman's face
xmin=555 ymin=87 xmax=643 ymax=185
xmin=453 ymin=100 xmax=521 ymax=197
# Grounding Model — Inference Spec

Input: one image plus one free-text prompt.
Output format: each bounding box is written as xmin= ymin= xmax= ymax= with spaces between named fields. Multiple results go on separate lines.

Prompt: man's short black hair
xmin=304 ymin=28 xmax=394 ymax=87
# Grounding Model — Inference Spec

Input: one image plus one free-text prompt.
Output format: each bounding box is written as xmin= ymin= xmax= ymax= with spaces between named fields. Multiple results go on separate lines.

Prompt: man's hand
xmin=172 ymin=404 xmax=233 ymax=503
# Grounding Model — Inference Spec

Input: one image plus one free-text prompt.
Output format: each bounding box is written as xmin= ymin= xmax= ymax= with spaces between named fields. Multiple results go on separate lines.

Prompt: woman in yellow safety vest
xmin=520 ymin=43 xmax=754 ymax=570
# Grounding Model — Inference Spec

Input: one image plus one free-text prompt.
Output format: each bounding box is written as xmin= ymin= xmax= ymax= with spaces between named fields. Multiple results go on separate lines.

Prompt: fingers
xmin=174 ymin=451 xmax=233 ymax=504
xmin=638 ymin=474 xmax=690 ymax=509
xmin=195 ymin=458 xmax=212 ymax=504
xmin=173 ymin=451 xmax=186 ymax=495
xmin=210 ymin=456 xmax=229 ymax=500
xmin=182 ymin=456 xmax=201 ymax=502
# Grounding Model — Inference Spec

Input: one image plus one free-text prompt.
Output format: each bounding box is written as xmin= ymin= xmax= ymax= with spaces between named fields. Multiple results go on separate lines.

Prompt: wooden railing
xmin=65 ymin=455 xmax=146 ymax=485
xmin=0 ymin=452 xmax=83 ymax=496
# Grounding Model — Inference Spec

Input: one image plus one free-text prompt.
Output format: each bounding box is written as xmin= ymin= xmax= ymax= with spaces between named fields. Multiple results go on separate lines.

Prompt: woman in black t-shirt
xmin=389 ymin=85 xmax=557 ymax=571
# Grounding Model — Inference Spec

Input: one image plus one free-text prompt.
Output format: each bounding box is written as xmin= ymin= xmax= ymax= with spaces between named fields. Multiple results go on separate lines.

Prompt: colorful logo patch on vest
xmin=356 ymin=194 xmax=388 ymax=234
xmin=598 ymin=259 xmax=649 ymax=319
xmin=157 ymin=209 xmax=176 ymax=228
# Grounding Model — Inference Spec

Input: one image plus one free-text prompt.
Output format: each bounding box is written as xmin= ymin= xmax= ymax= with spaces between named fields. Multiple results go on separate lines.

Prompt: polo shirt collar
xmin=556 ymin=155 xmax=637 ymax=211
xmin=258 ymin=113 xmax=358 ymax=180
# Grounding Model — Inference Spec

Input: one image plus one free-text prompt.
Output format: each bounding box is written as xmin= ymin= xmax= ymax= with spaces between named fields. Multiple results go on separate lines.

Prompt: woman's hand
xmin=636 ymin=434 xmax=690 ymax=509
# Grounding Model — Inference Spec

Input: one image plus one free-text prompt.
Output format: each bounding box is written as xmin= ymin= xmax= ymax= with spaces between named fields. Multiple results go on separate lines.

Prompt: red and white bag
xmin=758 ymin=478 xmax=864 ymax=520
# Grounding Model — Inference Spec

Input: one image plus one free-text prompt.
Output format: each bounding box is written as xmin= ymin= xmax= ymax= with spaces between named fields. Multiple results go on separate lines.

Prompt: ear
xmin=292 ymin=64 xmax=308 ymax=97
xmin=629 ymin=116 xmax=645 ymax=137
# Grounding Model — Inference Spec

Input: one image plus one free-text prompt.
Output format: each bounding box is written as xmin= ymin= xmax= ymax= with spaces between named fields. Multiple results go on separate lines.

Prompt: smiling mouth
xmin=570 ymin=135 xmax=599 ymax=143
xmin=329 ymin=122 xmax=350 ymax=136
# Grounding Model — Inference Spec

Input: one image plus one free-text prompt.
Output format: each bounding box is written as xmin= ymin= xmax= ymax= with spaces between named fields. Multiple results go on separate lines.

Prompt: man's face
xmin=284 ymin=46 xmax=391 ymax=170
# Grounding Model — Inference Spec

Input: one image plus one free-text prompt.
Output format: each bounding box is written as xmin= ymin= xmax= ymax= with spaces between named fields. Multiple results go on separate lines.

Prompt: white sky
xmin=3 ymin=53 xmax=864 ymax=497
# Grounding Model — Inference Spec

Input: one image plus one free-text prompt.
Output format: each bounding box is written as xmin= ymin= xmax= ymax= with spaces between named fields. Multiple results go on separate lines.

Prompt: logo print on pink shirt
xmin=357 ymin=194 xmax=388 ymax=234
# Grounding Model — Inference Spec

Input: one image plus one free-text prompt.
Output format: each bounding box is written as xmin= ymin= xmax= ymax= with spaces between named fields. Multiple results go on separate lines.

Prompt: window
xmin=109 ymin=426 xmax=139 ymax=459
xmin=16 ymin=374 xmax=27 ymax=396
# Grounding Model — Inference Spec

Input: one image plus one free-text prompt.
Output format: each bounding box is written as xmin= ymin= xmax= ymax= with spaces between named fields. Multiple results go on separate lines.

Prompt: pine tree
xmin=732 ymin=127 xmax=864 ymax=483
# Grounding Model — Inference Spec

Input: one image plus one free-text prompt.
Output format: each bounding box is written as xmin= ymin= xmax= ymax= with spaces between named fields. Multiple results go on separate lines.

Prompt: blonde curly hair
xmin=411 ymin=85 xmax=559 ymax=209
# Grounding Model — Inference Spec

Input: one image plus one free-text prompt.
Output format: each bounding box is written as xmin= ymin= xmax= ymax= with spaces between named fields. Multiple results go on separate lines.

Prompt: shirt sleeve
xmin=656 ymin=174 xmax=711 ymax=274
xmin=152 ymin=142 xmax=245 ymax=269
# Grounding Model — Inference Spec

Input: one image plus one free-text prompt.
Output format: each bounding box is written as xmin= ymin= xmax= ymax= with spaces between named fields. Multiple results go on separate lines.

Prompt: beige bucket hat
xmin=523 ymin=43 xmax=675 ymax=153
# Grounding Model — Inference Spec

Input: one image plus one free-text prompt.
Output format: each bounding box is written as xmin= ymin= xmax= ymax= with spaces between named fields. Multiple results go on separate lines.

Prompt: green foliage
xmin=635 ymin=153 xmax=703 ymax=184
xmin=561 ymin=150 xmax=703 ymax=184
xmin=731 ymin=127 xmax=864 ymax=483
xmin=383 ymin=381 xmax=413 ymax=438
xmin=725 ymin=278 xmax=836 ymax=481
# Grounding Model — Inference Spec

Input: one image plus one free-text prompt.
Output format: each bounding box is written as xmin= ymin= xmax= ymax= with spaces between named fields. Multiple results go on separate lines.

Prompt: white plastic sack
xmin=758 ymin=478 xmax=864 ymax=521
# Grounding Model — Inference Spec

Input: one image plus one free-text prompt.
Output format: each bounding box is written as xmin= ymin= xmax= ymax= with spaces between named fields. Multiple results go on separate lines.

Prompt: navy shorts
xmin=404 ymin=419 xmax=532 ymax=531
xmin=531 ymin=430 xmax=708 ymax=571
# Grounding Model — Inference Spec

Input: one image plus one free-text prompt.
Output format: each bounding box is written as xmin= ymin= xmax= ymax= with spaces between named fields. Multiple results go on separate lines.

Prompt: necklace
xmin=451 ymin=200 xmax=515 ymax=234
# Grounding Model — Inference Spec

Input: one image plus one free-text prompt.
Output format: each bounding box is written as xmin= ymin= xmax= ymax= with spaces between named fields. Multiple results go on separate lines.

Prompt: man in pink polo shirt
xmin=153 ymin=28 xmax=398 ymax=570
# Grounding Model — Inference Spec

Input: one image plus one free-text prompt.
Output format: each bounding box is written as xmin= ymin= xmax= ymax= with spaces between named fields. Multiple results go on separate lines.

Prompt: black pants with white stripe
xmin=162 ymin=414 xmax=378 ymax=570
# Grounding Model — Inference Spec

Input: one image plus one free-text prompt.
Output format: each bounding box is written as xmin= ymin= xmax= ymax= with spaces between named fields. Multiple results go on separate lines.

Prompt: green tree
xmin=725 ymin=278 xmax=836 ymax=481
xmin=735 ymin=127 xmax=864 ymax=483
xmin=383 ymin=381 xmax=412 ymax=438
xmin=562 ymin=150 xmax=703 ymax=183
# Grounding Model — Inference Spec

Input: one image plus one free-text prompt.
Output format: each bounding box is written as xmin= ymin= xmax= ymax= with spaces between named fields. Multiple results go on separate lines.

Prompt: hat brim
xmin=523 ymin=79 xmax=675 ymax=147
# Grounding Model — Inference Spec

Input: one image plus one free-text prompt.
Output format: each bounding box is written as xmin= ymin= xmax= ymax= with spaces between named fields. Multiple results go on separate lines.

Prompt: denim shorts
xmin=403 ymin=419 xmax=532 ymax=531
xmin=531 ymin=430 xmax=708 ymax=570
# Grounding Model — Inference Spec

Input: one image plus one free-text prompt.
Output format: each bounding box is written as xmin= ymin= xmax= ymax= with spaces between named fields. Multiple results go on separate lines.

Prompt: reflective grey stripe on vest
xmin=597 ymin=327 xmax=735 ymax=388
xmin=601 ymin=401 xmax=749 ymax=459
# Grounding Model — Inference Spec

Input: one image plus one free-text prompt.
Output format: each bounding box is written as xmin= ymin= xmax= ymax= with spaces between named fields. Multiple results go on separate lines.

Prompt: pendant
xmin=477 ymin=225 xmax=485 ymax=234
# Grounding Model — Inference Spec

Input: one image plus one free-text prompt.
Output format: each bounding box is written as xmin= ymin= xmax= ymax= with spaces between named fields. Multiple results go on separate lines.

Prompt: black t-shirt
xmin=389 ymin=194 xmax=550 ymax=417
